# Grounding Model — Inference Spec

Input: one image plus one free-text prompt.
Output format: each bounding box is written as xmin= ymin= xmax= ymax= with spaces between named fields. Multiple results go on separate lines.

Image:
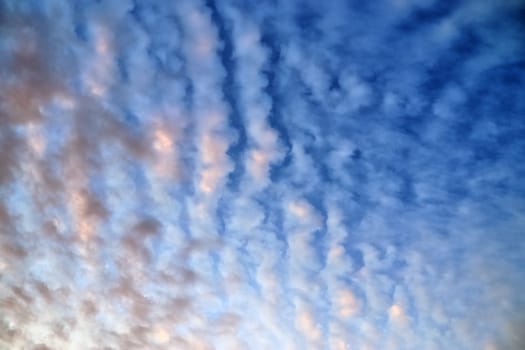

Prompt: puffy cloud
xmin=1 ymin=0 xmax=524 ymax=349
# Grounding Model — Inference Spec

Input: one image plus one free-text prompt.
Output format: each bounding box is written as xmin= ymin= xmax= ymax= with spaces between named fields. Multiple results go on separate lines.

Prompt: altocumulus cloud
xmin=1 ymin=0 xmax=525 ymax=349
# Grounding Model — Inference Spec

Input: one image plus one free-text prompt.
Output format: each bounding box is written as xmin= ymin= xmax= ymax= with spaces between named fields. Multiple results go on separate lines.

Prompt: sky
xmin=0 ymin=0 xmax=524 ymax=349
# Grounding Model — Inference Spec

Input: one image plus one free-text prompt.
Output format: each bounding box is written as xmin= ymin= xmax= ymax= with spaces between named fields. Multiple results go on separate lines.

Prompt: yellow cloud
xmin=338 ymin=289 xmax=360 ymax=318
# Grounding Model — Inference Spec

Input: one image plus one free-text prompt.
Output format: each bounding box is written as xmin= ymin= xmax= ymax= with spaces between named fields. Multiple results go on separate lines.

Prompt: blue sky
xmin=0 ymin=0 xmax=524 ymax=349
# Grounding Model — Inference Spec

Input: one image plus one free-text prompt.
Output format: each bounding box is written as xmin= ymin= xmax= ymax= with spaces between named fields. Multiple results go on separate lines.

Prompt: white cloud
xmin=1 ymin=0 xmax=524 ymax=349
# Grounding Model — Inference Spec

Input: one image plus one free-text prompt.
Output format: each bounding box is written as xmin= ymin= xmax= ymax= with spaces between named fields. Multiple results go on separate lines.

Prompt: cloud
xmin=1 ymin=0 xmax=524 ymax=349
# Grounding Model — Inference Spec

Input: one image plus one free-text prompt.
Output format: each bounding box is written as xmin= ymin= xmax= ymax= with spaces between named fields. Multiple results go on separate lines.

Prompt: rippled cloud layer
xmin=1 ymin=0 xmax=524 ymax=349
